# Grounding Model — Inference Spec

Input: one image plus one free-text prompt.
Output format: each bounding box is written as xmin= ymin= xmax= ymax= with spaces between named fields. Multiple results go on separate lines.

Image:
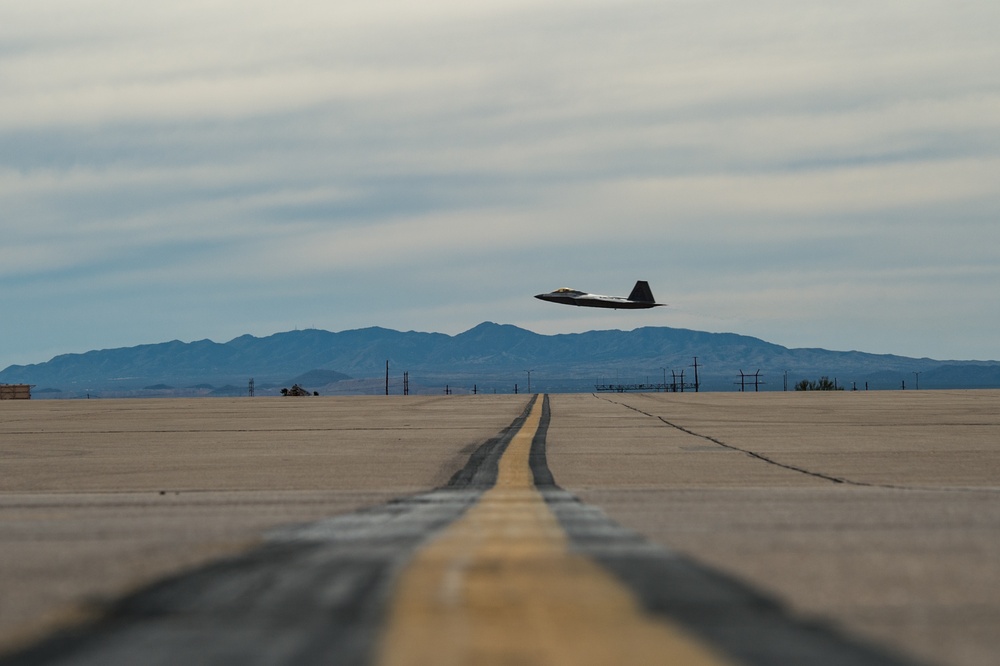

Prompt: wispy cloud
xmin=2 ymin=0 xmax=998 ymax=368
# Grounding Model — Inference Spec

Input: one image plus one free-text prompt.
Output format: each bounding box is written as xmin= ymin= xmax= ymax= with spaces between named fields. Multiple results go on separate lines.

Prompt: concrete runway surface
xmin=0 ymin=391 xmax=997 ymax=665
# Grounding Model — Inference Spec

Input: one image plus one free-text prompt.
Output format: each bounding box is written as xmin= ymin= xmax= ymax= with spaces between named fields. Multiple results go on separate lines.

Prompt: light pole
xmin=526 ymin=369 xmax=533 ymax=394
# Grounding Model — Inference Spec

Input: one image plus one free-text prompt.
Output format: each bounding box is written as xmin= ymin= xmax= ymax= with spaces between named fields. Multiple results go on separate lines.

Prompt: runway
xmin=1 ymin=392 xmax=998 ymax=664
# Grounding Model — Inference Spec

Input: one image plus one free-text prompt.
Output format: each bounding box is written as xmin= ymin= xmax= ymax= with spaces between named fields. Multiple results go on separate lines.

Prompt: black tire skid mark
xmin=0 ymin=398 xmax=539 ymax=666
xmin=532 ymin=394 xmax=927 ymax=666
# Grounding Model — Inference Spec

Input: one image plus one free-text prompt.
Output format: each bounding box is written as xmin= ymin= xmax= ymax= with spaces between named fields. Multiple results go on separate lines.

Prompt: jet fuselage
xmin=534 ymin=281 xmax=664 ymax=309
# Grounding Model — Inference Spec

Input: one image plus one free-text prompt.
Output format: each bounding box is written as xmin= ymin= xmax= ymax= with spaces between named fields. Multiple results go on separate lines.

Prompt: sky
xmin=3 ymin=0 xmax=999 ymax=370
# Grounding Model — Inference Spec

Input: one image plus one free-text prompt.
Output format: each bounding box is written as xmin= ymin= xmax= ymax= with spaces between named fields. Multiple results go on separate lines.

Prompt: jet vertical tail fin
xmin=627 ymin=280 xmax=656 ymax=303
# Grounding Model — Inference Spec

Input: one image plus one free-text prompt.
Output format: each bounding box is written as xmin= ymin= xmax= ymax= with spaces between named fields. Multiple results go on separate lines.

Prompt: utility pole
xmin=736 ymin=369 xmax=763 ymax=392
xmin=385 ymin=360 xmax=389 ymax=396
xmin=670 ymin=369 xmax=685 ymax=393
xmin=691 ymin=357 xmax=701 ymax=392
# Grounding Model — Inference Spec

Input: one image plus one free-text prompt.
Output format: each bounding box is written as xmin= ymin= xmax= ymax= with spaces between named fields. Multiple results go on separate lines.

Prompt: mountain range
xmin=2 ymin=322 xmax=999 ymax=397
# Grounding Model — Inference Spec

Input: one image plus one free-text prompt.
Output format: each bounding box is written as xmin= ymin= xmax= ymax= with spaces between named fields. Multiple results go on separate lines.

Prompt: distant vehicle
xmin=281 ymin=384 xmax=318 ymax=396
xmin=535 ymin=280 xmax=665 ymax=309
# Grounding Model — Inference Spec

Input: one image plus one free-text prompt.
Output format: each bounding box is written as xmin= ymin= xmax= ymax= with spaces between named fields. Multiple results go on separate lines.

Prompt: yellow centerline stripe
xmin=377 ymin=398 xmax=733 ymax=666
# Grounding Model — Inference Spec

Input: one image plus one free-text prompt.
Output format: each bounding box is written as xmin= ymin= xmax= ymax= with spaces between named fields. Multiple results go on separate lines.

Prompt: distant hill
xmin=2 ymin=322 xmax=998 ymax=397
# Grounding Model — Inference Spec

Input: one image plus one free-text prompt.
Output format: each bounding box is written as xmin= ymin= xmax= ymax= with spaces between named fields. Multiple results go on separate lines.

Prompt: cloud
xmin=1 ymin=0 xmax=999 ymax=367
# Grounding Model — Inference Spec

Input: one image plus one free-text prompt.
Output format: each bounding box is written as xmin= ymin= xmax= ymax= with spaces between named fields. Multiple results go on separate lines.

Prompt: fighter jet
xmin=535 ymin=281 xmax=665 ymax=309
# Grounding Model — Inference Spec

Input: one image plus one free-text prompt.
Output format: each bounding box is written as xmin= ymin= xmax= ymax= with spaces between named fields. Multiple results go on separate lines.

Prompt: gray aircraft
xmin=535 ymin=280 xmax=665 ymax=309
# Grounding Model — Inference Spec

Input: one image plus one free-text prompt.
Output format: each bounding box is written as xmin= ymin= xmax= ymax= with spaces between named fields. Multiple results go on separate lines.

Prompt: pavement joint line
xmin=2 ymin=428 xmax=447 ymax=434
xmin=594 ymin=394 xmax=999 ymax=494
